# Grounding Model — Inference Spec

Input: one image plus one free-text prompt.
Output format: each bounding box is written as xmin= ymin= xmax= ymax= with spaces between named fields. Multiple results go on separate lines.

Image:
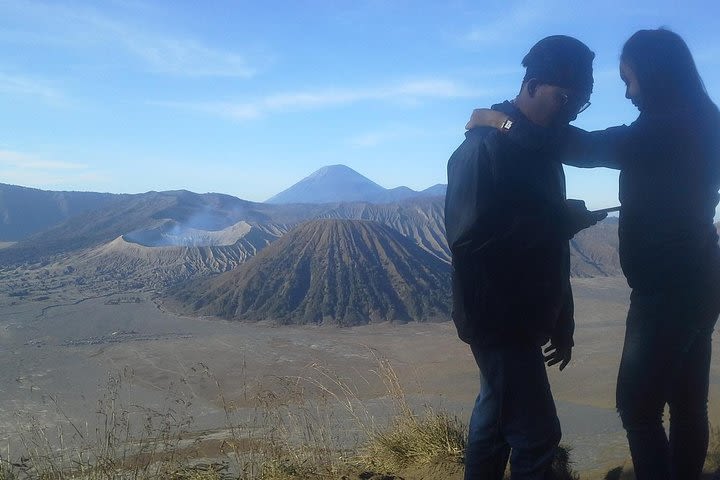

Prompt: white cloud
xmin=265 ymin=79 xmax=477 ymax=108
xmin=463 ymin=1 xmax=555 ymax=46
xmin=0 ymin=72 xmax=66 ymax=104
xmin=349 ymin=131 xmax=398 ymax=148
xmin=0 ymin=150 xmax=102 ymax=188
xmin=0 ymin=0 xmax=260 ymax=78
xmin=0 ymin=170 xmax=107 ymax=189
xmin=348 ymin=126 xmax=425 ymax=148
xmin=152 ymin=100 xmax=262 ymax=120
xmin=155 ymin=78 xmax=492 ymax=120
xmin=0 ymin=150 xmax=87 ymax=170
xmin=91 ymin=15 xmax=258 ymax=78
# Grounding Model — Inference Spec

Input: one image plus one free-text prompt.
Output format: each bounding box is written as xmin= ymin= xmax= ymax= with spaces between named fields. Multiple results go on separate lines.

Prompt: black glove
xmin=544 ymin=337 xmax=572 ymax=371
xmin=564 ymin=199 xmax=607 ymax=238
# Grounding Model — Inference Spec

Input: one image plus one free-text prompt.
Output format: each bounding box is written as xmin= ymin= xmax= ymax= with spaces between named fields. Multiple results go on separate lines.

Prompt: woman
xmin=468 ymin=28 xmax=720 ymax=479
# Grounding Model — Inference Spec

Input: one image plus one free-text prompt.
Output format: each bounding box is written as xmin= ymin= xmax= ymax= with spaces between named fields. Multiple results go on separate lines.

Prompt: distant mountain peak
xmin=307 ymin=164 xmax=365 ymax=179
xmin=265 ymin=165 xmax=383 ymax=204
xmin=265 ymin=164 xmax=446 ymax=205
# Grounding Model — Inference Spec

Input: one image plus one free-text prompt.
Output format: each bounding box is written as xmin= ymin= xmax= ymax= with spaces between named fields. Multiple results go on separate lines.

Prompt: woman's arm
xmin=466 ymin=108 xmax=630 ymax=170
xmin=466 ymin=109 xmax=549 ymax=152
xmin=560 ymin=125 xmax=628 ymax=170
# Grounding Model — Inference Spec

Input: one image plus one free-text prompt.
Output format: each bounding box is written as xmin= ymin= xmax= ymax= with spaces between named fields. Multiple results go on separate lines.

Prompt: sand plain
xmin=1 ymin=276 xmax=719 ymax=478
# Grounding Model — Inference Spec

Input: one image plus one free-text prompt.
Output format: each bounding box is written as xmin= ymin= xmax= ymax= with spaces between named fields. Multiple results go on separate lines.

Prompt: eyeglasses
xmin=559 ymin=92 xmax=591 ymax=114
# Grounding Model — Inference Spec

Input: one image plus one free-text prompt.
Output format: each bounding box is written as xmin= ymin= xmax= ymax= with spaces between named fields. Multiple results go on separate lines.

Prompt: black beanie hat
xmin=522 ymin=35 xmax=595 ymax=94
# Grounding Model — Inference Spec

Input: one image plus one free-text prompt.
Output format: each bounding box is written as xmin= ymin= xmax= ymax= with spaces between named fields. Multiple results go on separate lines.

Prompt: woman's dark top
xmin=557 ymin=107 xmax=720 ymax=292
xmin=500 ymin=104 xmax=720 ymax=292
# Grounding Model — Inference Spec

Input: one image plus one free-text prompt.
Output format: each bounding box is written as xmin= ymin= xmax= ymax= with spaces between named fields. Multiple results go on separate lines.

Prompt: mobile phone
xmin=592 ymin=206 xmax=621 ymax=214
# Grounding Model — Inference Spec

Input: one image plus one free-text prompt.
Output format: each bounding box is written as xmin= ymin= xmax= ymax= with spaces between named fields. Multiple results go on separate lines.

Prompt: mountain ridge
xmin=0 ymin=183 xmax=121 ymax=241
xmin=0 ymin=179 xmax=624 ymax=295
xmin=172 ymin=219 xmax=452 ymax=325
xmin=266 ymin=164 xmax=446 ymax=204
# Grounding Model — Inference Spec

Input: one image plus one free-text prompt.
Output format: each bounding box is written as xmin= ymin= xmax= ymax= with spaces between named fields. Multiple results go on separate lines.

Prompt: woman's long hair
xmin=621 ymin=28 xmax=718 ymax=116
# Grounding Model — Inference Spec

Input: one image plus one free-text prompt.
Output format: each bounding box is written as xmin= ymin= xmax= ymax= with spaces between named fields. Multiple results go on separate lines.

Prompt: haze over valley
xmin=1 ymin=165 xmax=719 ymax=478
xmin=3 ymin=2 xmax=720 ymax=477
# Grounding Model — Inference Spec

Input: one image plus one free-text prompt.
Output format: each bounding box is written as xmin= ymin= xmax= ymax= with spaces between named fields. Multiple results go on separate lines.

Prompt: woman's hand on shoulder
xmin=465 ymin=108 xmax=510 ymax=130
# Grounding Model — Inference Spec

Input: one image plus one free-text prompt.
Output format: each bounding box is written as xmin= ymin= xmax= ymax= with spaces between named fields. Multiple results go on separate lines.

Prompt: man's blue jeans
xmin=465 ymin=341 xmax=561 ymax=480
xmin=616 ymin=286 xmax=720 ymax=480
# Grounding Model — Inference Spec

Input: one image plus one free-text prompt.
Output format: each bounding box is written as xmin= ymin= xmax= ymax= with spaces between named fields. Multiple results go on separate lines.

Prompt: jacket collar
xmin=492 ymin=100 xmax=527 ymax=120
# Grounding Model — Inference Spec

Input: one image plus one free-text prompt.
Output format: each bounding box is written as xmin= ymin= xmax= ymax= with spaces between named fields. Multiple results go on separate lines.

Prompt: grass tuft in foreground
xmin=356 ymin=355 xmax=465 ymax=473
xmin=359 ymin=408 xmax=466 ymax=472
xmin=0 ymin=352 xmax=593 ymax=479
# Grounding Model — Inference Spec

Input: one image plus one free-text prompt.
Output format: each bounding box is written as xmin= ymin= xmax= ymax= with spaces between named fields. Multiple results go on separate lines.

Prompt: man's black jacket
xmin=444 ymin=101 xmax=575 ymax=346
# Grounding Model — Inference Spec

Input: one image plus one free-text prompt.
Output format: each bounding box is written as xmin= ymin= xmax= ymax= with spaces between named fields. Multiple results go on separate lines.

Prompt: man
xmin=444 ymin=36 xmax=603 ymax=479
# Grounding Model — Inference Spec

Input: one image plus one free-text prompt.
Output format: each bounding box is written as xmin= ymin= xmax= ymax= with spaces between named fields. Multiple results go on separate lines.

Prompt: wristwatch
xmin=499 ymin=118 xmax=514 ymax=133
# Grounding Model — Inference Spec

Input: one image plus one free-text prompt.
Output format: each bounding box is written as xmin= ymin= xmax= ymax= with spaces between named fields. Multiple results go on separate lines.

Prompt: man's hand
xmin=544 ymin=339 xmax=572 ymax=371
xmin=466 ymin=108 xmax=509 ymax=130
xmin=565 ymin=199 xmax=607 ymax=238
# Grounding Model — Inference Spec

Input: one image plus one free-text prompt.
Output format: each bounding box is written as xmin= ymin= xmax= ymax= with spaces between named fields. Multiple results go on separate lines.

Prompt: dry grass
xmin=1 ymin=366 xmax=211 ymax=480
xmin=0 ymin=353 xmax=409 ymax=479
xmin=357 ymin=409 xmax=466 ymax=474
xmin=356 ymin=355 xmax=465 ymax=472
xmin=706 ymin=423 xmax=720 ymax=472
xmin=601 ymin=423 xmax=720 ymax=479
xmin=547 ymin=446 xmax=581 ymax=480
xmin=0 ymin=352 xmax=592 ymax=480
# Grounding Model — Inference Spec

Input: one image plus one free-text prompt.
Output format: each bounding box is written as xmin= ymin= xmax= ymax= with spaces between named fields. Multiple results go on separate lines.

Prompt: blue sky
xmin=1 ymin=0 xmax=719 ymax=208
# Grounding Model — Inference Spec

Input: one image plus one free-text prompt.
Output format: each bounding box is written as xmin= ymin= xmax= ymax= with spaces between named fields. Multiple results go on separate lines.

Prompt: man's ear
xmin=525 ymin=78 xmax=540 ymax=97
